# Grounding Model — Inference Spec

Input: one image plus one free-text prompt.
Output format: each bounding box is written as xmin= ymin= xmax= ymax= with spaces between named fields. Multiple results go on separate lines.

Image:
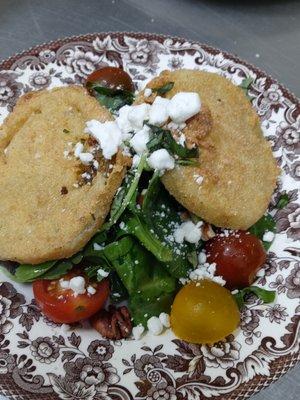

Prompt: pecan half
xmin=91 ymin=306 xmax=132 ymax=340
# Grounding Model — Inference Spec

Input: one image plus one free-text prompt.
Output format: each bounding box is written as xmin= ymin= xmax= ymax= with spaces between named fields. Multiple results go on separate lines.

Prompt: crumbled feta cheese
xmin=144 ymin=88 xmax=152 ymax=97
xmin=69 ymin=276 xmax=86 ymax=295
xmin=231 ymin=289 xmax=239 ymax=295
xmin=189 ymin=262 xmax=226 ymax=286
xmin=97 ymin=268 xmax=109 ymax=278
xmin=86 ymin=120 xmax=122 ymax=159
xmin=132 ymin=324 xmax=145 ymax=340
xmin=63 ymin=150 xmax=69 ymax=158
xmin=198 ymin=251 xmax=207 ymax=264
xmin=87 ymin=285 xmax=96 ymax=295
xmin=148 ymin=96 xmax=170 ymax=126
xmin=93 ymin=160 xmax=99 ymax=170
xmin=263 ymin=231 xmax=275 ymax=242
xmin=147 ymin=149 xmax=175 ymax=171
xmin=61 ymin=323 xmax=70 ymax=332
xmin=147 ymin=316 xmax=163 ymax=335
xmin=174 ymin=221 xmax=202 ymax=244
xmin=178 ymin=133 xmax=186 ymax=146
xmin=59 ymin=279 xmax=70 ymax=289
xmin=93 ymin=243 xmax=104 ymax=251
xmin=130 ymin=125 xmax=150 ymax=154
xmin=194 ymin=174 xmax=203 ymax=185
xmin=132 ymin=154 xmax=141 ymax=168
xmin=127 ymin=104 xmax=150 ymax=131
xmin=79 ymin=152 xmax=93 ymax=165
xmin=82 ymin=172 xmax=91 ymax=180
xmin=74 ymin=142 xmax=84 ymax=157
xmin=116 ymin=105 xmax=133 ymax=135
xmin=168 ymin=92 xmax=201 ymax=123
xmin=159 ymin=312 xmax=170 ymax=328
xmin=256 ymin=268 xmax=265 ymax=277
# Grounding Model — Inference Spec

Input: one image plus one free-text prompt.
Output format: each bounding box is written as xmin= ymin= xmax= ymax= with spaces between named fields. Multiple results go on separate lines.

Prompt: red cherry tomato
xmin=205 ymin=231 xmax=266 ymax=290
xmin=33 ymin=271 xmax=110 ymax=323
xmin=86 ymin=66 xmax=134 ymax=92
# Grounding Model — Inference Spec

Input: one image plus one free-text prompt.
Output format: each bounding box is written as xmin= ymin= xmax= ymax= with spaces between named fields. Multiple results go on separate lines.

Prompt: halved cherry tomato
xmin=33 ymin=270 xmax=110 ymax=323
xmin=86 ymin=66 xmax=134 ymax=92
xmin=205 ymin=230 xmax=266 ymax=290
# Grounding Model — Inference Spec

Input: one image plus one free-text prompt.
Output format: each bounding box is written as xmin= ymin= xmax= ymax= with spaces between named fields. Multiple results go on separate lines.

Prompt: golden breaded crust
xmin=144 ymin=70 xmax=279 ymax=230
xmin=0 ymin=86 xmax=128 ymax=264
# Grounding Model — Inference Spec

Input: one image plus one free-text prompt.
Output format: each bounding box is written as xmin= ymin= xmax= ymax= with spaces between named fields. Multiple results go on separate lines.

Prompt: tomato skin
xmin=33 ymin=274 xmax=110 ymax=324
xmin=86 ymin=67 xmax=134 ymax=92
xmin=205 ymin=231 xmax=266 ymax=290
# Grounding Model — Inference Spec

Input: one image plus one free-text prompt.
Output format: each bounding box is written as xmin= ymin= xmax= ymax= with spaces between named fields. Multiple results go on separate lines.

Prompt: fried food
xmin=0 ymin=86 xmax=128 ymax=264
xmin=143 ymin=70 xmax=279 ymax=230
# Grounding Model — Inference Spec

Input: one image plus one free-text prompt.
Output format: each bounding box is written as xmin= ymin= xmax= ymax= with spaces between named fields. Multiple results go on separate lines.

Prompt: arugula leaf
xmin=239 ymin=77 xmax=254 ymax=100
xmin=14 ymin=260 xmax=57 ymax=282
xmin=147 ymin=124 xmax=198 ymax=163
xmin=87 ymin=83 xmax=134 ymax=112
xmin=249 ymin=214 xmax=276 ymax=250
xmin=152 ymin=82 xmax=174 ymax=95
xmin=101 ymin=155 xmax=147 ymax=231
xmin=276 ymin=193 xmax=289 ymax=209
xmin=234 ymin=286 xmax=276 ymax=309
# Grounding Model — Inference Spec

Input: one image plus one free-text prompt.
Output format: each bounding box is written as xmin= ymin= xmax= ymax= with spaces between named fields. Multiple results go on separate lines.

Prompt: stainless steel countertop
xmin=0 ymin=1 xmax=299 ymax=399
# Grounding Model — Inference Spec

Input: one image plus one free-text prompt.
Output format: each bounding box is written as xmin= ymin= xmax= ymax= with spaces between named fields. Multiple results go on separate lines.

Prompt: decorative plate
xmin=0 ymin=32 xmax=299 ymax=400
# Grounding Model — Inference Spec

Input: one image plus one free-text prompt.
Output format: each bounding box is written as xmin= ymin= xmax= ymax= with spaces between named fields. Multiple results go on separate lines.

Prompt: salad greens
xmin=234 ymin=286 xmax=276 ymax=309
xmin=86 ymin=82 xmax=134 ymax=112
xmin=276 ymin=193 xmax=289 ymax=209
xmin=239 ymin=77 xmax=254 ymax=100
xmin=249 ymin=214 xmax=276 ymax=250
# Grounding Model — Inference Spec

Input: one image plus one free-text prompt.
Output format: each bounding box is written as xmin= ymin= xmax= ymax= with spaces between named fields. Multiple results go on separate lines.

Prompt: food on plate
xmin=0 ymin=86 xmax=128 ymax=264
xmin=141 ymin=69 xmax=279 ymax=230
xmin=0 ymin=66 xmax=279 ymax=345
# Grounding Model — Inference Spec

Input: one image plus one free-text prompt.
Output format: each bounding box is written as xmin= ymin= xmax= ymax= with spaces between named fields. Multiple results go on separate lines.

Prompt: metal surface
xmin=0 ymin=0 xmax=299 ymax=399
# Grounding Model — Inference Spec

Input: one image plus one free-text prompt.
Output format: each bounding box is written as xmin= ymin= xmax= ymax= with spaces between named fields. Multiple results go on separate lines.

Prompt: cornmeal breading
xmin=0 ymin=86 xmax=128 ymax=264
xmin=143 ymin=70 xmax=279 ymax=230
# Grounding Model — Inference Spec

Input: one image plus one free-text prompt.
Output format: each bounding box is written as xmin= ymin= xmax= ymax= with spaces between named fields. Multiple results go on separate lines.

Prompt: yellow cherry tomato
xmin=170 ymin=279 xmax=240 ymax=344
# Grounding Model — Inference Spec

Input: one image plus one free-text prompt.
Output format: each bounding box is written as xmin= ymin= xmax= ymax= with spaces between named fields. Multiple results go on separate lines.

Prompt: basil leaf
xmin=147 ymin=124 xmax=198 ymax=159
xmin=249 ymin=214 xmax=276 ymax=250
xmin=14 ymin=260 xmax=57 ymax=282
xmin=87 ymin=83 xmax=134 ymax=112
xmin=234 ymin=286 xmax=276 ymax=309
xmin=152 ymin=81 xmax=174 ymax=95
xmin=276 ymin=193 xmax=289 ymax=209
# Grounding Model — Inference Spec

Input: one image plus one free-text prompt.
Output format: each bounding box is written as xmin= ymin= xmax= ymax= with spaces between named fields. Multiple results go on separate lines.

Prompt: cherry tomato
xmin=170 ymin=280 xmax=240 ymax=344
xmin=205 ymin=231 xmax=266 ymax=290
xmin=86 ymin=66 xmax=134 ymax=92
xmin=33 ymin=271 xmax=110 ymax=323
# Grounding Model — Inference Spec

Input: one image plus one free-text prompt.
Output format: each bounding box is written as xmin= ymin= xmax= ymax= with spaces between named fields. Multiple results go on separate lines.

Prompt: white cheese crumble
xmin=263 ymin=231 xmax=275 ymax=242
xmin=130 ymin=126 xmax=150 ymax=154
xmin=147 ymin=149 xmax=175 ymax=171
xmin=116 ymin=105 xmax=133 ymax=135
xmin=198 ymin=251 xmax=207 ymax=264
xmin=85 ymin=120 xmax=122 ymax=159
xmin=61 ymin=323 xmax=70 ymax=332
xmin=194 ymin=174 xmax=204 ymax=185
xmin=147 ymin=316 xmax=163 ymax=335
xmin=174 ymin=221 xmax=203 ymax=244
xmin=132 ymin=154 xmax=141 ymax=168
xmin=79 ymin=152 xmax=93 ymax=165
xmin=168 ymin=92 xmax=201 ymax=123
xmin=127 ymin=103 xmax=150 ymax=131
xmin=132 ymin=324 xmax=145 ymax=340
xmin=148 ymin=96 xmax=170 ymax=126
xmin=69 ymin=276 xmax=86 ymax=295
xmin=74 ymin=142 xmax=84 ymax=157
xmin=189 ymin=262 xmax=226 ymax=286
xmin=144 ymin=88 xmax=152 ymax=97
xmin=87 ymin=285 xmax=96 ymax=295
xmin=93 ymin=243 xmax=104 ymax=251
xmin=159 ymin=312 xmax=170 ymax=328
xmin=97 ymin=268 xmax=109 ymax=278
xmin=59 ymin=279 xmax=70 ymax=289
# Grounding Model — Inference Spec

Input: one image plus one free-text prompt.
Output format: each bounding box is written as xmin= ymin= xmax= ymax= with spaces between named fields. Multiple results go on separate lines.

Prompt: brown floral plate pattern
xmin=0 ymin=32 xmax=299 ymax=400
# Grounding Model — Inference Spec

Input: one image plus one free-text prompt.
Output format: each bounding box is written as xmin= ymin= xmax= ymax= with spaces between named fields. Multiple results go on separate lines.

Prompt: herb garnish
xmin=276 ymin=193 xmax=289 ymax=209
xmin=87 ymin=82 xmax=134 ymax=112
xmin=152 ymin=82 xmax=174 ymax=95
xmin=239 ymin=77 xmax=254 ymax=100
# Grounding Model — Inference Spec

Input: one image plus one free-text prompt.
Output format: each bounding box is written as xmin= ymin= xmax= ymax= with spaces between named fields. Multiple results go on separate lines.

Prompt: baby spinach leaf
xmin=39 ymin=261 xmax=73 ymax=280
xmin=147 ymin=124 xmax=198 ymax=159
xmin=87 ymin=83 xmax=134 ymax=112
xmin=14 ymin=260 xmax=57 ymax=282
xmin=276 ymin=193 xmax=289 ymax=209
xmin=109 ymin=271 xmax=128 ymax=303
xmin=249 ymin=214 xmax=276 ymax=250
xmin=234 ymin=286 xmax=276 ymax=309
xmin=152 ymin=81 xmax=174 ymax=95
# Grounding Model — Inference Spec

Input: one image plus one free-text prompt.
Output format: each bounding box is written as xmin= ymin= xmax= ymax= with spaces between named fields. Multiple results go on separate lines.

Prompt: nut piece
xmin=201 ymin=222 xmax=216 ymax=241
xmin=91 ymin=305 xmax=132 ymax=340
